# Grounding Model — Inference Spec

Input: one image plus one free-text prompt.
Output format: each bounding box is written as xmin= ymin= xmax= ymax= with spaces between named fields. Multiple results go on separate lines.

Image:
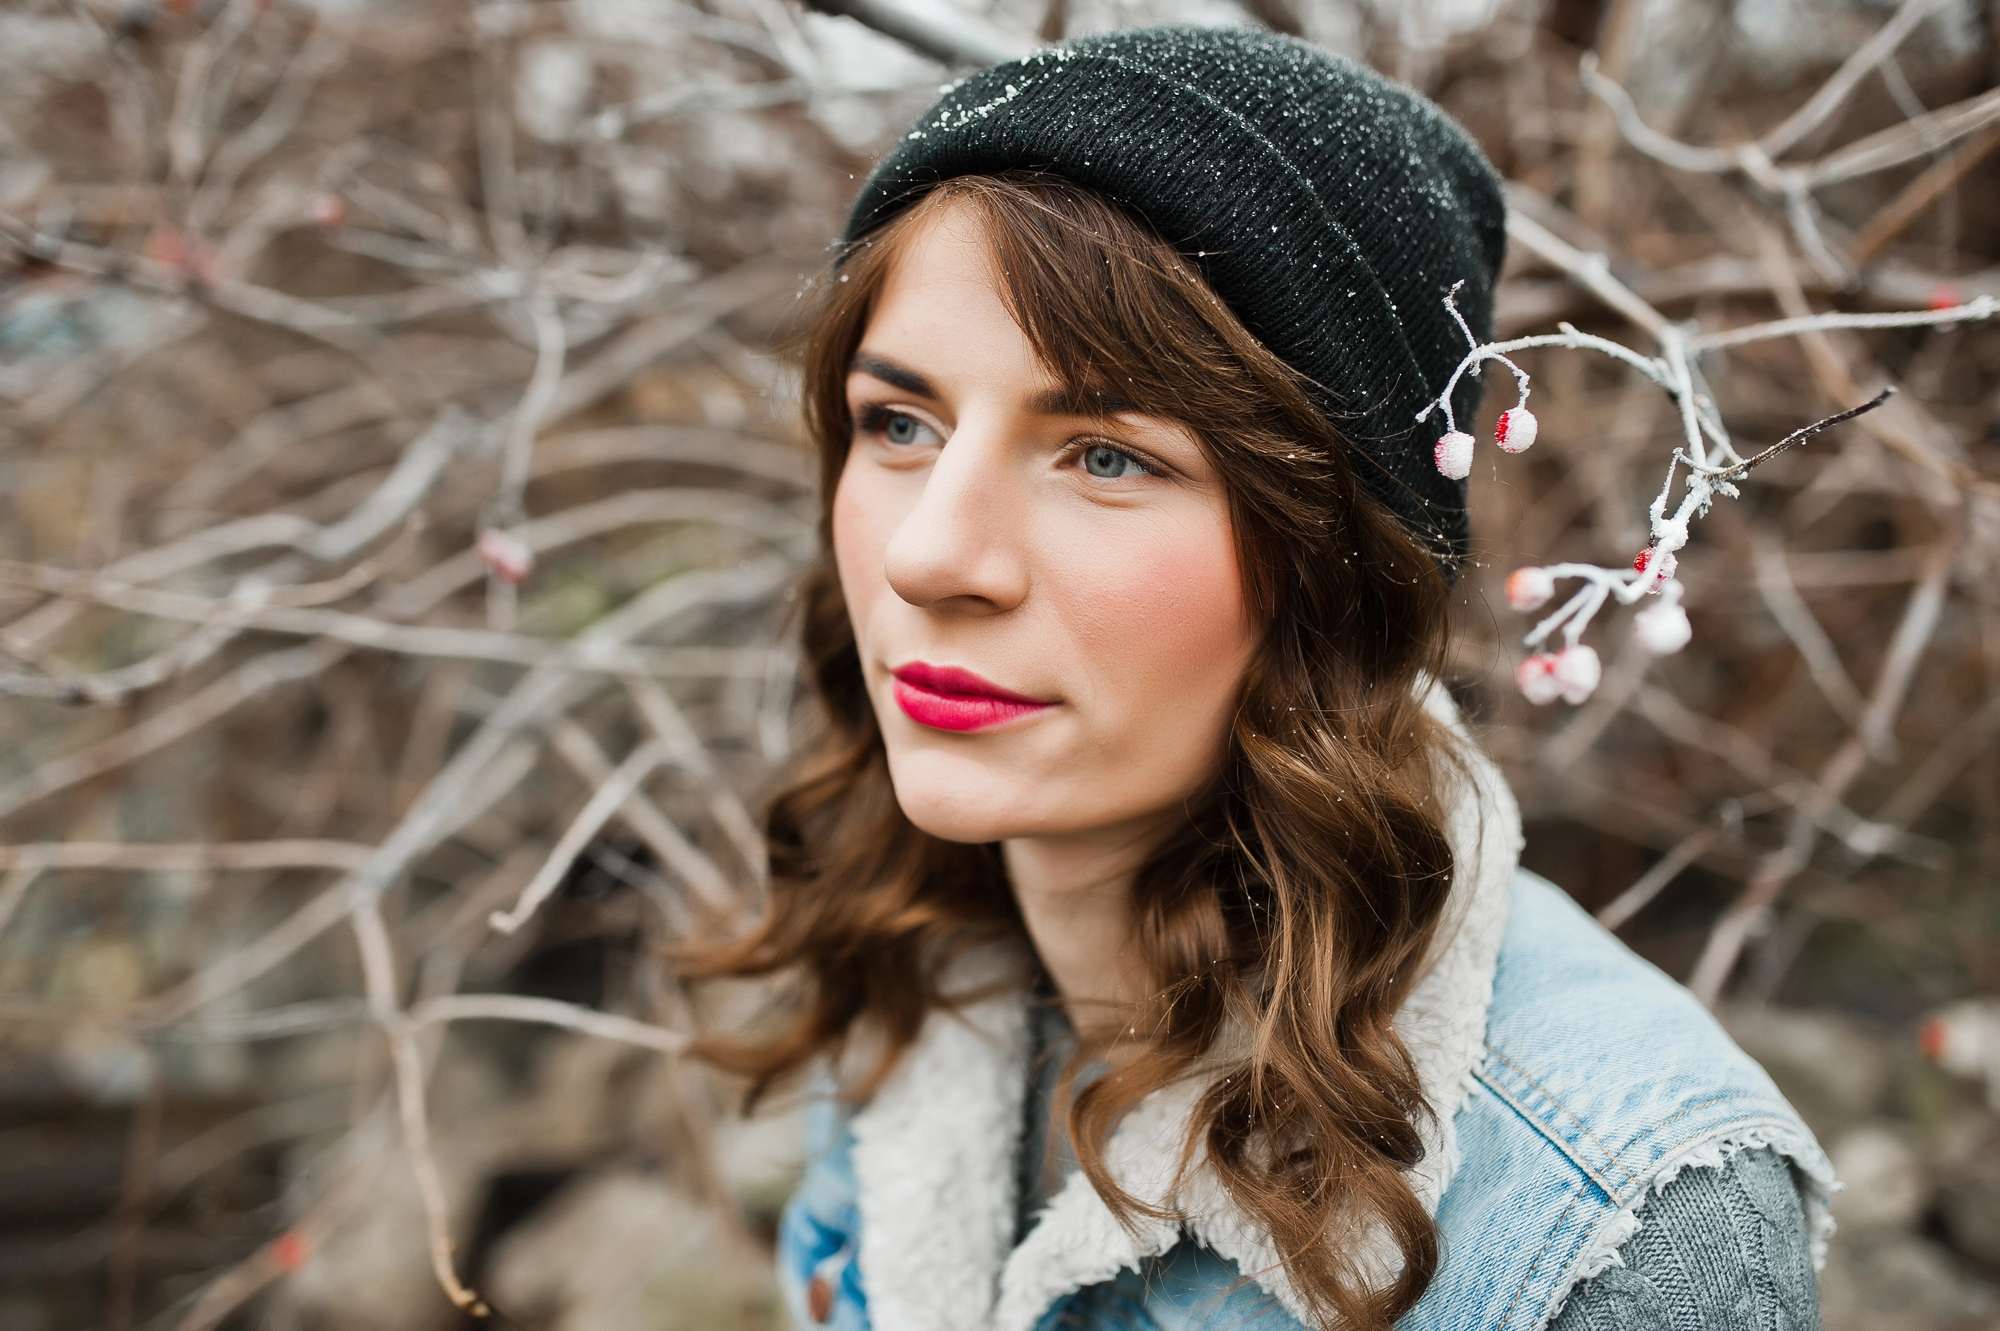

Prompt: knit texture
xmin=844 ymin=25 xmax=1508 ymax=570
xmin=1549 ymin=1148 xmax=1823 ymax=1331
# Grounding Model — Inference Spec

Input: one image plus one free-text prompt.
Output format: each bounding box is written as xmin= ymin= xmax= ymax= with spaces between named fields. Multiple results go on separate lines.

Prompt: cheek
xmin=830 ymin=458 xmax=886 ymax=626
xmin=1060 ymin=509 xmax=1254 ymax=713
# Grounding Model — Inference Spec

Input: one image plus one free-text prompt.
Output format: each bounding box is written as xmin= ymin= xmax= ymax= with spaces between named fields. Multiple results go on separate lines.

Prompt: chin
xmin=888 ymin=779 xmax=1024 ymax=846
xmin=881 ymin=746 xmax=1039 ymax=844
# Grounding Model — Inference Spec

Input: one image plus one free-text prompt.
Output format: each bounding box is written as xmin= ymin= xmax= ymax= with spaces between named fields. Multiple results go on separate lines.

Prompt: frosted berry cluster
xmin=1415 ymin=281 xmax=1906 ymax=709
xmin=1514 ymin=644 xmax=1600 ymax=706
xmin=1503 ymin=557 xmax=1692 ymax=706
xmin=1432 ymin=406 xmax=1538 ymax=481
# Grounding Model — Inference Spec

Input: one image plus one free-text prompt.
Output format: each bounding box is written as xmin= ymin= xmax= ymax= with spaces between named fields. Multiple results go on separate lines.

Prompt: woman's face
xmin=832 ymin=201 xmax=1258 ymax=849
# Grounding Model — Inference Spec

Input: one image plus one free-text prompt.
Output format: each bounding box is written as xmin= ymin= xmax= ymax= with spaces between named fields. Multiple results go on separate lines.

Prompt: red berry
xmin=1634 ymin=602 xmax=1692 ymax=655
xmin=306 ymin=193 xmax=346 ymax=230
xmin=272 ymin=1231 xmax=309 ymax=1272
xmin=1505 ymin=566 xmax=1555 ymax=613
xmin=1433 ymin=430 xmax=1474 ymax=480
xmin=477 ymin=529 xmax=534 ymax=585
xmin=1494 ymin=406 xmax=1538 ymax=454
xmin=1635 ymin=547 xmax=1678 ymax=587
xmin=1515 ymin=653 xmax=1563 ymax=706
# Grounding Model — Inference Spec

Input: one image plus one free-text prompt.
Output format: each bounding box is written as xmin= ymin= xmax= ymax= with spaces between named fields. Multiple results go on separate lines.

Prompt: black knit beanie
xmin=843 ymin=24 xmax=1507 ymax=573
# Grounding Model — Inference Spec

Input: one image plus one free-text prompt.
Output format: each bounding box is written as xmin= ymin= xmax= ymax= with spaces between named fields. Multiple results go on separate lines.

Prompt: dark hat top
xmin=844 ymin=24 xmax=1506 ymax=571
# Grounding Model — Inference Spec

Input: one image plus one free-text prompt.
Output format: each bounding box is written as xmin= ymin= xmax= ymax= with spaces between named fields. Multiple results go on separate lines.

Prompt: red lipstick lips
xmin=890 ymin=662 xmax=1054 ymax=733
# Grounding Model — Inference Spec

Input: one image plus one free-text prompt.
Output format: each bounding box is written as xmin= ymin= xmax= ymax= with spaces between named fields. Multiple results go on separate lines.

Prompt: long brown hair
xmin=692 ymin=172 xmax=1461 ymax=1329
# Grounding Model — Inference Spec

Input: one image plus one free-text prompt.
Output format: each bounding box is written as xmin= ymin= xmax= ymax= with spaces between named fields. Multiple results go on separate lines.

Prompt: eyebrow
xmin=849 ymin=354 xmax=936 ymax=399
xmin=849 ymin=353 xmax=1134 ymax=419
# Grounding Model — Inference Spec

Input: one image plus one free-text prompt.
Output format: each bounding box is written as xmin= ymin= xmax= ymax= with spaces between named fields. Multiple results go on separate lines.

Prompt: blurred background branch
xmin=0 ymin=0 xmax=1996 ymax=1328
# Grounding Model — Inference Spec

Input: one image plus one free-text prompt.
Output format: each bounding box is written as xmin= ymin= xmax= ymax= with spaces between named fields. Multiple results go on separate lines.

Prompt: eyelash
xmin=1065 ymin=438 xmax=1157 ymax=478
xmin=856 ymin=405 xmax=955 ymax=454
xmin=853 ymin=402 xmax=1167 ymax=478
xmin=855 ymin=404 xmax=915 ymax=437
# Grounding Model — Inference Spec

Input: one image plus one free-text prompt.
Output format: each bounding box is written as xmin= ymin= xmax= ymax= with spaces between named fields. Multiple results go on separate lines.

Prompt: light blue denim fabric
xmin=1029 ymin=1243 xmax=1310 ymax=1331
xmin=778 ymin=1095 xmax=870 ymax=1331
xmin=1403 ymin=873 xmax=1827 ymax=1329
xmin=774 ymin=871 xmax=1830 ymax=1331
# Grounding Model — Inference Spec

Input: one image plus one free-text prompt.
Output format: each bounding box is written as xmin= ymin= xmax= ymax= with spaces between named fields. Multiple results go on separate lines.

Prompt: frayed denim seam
xmin=1472 ymin=1060 xmax=1824 ymax=1330
xmin=1479 ymin=1048 xmax=1805 ymax=1204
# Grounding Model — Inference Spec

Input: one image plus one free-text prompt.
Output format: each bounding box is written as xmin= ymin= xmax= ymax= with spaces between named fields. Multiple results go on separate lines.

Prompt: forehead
xmin=868 ymin=199 xmax=1009 ymax=320
xmin=856 ymin=201 xmax=1049 ymax=383
xmin=859 ymin=197 xmax=1129 ymax=410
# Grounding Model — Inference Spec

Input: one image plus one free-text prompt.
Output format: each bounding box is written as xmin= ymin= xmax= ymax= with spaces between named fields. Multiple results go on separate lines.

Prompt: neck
xmin=1002 ymin=822 xmax=1160 ymax=1045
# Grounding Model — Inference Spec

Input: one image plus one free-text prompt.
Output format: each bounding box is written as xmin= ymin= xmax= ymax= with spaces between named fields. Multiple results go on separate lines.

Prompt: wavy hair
xmin=690 ymin=172 xmax=1461 ymax=1330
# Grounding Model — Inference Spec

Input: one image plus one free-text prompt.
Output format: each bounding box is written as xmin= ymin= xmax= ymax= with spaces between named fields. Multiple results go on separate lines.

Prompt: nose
xmin=882 ymin=424 xmax=1030 ymax=613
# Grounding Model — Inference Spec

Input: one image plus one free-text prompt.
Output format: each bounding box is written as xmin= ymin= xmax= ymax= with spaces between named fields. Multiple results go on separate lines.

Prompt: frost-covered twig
xmin=1689 ymin=296 xmax=1999 ymax=352
xmin=1418 ymin=259 xmax=1921 ymax=711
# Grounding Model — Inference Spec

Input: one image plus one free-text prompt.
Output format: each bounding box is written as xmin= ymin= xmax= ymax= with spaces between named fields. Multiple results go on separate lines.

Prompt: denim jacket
xmin=775 ymin=707 xmax=1833 ymax=1331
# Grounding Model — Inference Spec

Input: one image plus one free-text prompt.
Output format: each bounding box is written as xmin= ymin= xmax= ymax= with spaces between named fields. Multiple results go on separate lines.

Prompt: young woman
xmin=695 ymin=25 xmax=1833 ymax=1331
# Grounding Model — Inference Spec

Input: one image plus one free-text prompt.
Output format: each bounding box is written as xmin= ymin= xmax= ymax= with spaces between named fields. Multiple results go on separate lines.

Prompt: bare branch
xmin=545 ymin=722 xmax=737 ymax=912
xmin=1805 ymin=86 xmax=2000 ymax=187
xmin=1751 ymin=531 xmax=1873 ymax=737
xmin=353 ymin=899 xmax=487 ymax=1314
xmin=1758 ymin=0 xmax=1941 ymax=158
xmin=1597 ymin=828 xmax=1720 ymax=931
xmin=0 ymin=641 xmax=346 ymax=824
xmin=1686 ymin=538 xmax=1956 ymax=1002
xmin=0 ymin=840 xmax=373 ymax=873
xmin=488 ymin=738 xmax=669 ymax=935
xmin=623 ymin=673 xmax=768 ymax=886
xmin=187 ymin=19 xmax=352 ymax=233
xmin=1850 ymin=122 xmax=2000 ymax=261
xmin=797 ymin=0 xmax=1034 ymax=67
xmin=1504 ymin=207 xmax=1670 ymax=336
xmin=409 ymin=993 xmax=690 ymax=1053
xmin=0 ymin=564 xmax=784 ymax=679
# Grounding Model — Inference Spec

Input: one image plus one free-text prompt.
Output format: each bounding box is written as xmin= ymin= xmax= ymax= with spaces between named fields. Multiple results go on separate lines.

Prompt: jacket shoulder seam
xmin=1482 ymin=1045 xmax=1641 ymax=1191
xmin=1471 ymin=1059 xmax=1625 ymax=1201
xmin=1480 ymin=1046 xmax=1804 ymax=1195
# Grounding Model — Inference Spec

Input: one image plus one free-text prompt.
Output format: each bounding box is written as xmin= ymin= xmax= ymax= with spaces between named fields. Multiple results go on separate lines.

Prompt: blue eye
xmin=1083 ymin=444 xmax=1147 ymax=478
xmin=858 ymin=406 xmax=935 ymax=446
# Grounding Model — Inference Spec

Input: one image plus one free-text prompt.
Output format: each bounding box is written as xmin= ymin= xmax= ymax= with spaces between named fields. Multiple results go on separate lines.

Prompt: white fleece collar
xmin=849 ymin=691 xmax=1523 ymax=1330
